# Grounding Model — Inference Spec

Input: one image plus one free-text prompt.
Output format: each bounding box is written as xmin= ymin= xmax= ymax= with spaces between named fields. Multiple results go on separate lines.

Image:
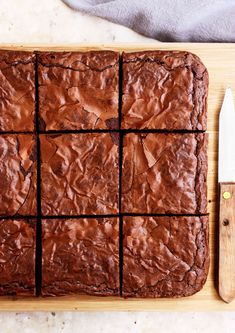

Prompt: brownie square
xmin=122 ymin=216 xmax=209 ymax=298
xmin=0 ymin=218 xmax=36 ymax=296
xmin=38 ymin=51 xmax=119 ymax=130
xmin=40 ymin=133 xmax=119 ymax=215
xmin=121 ymin=51 xmax=208 ymax=130
xmin=0 ymin=51 xmax=35 ymax=132
xmin=0 ymin=134 xmax=37 ymax=216
xmin=122 ymin=133 xmax=207 ymax=214
xmin=42 ymin=217 xmax=119 ymax=296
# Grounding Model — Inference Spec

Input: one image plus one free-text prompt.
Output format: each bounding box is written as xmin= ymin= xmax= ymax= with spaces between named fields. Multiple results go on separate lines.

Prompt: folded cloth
xmin=62 ymin=0 xmax=235 ymax=42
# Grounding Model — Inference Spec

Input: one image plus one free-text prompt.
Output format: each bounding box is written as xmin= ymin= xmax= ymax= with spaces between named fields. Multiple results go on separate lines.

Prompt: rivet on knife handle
xmin=219 ymin=183 xmax=235 ymax=303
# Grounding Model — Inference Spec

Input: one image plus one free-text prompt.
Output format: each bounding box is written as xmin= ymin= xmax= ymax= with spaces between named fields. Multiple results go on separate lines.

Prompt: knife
xmin=219 ymin=88 xmax=235 ymax=303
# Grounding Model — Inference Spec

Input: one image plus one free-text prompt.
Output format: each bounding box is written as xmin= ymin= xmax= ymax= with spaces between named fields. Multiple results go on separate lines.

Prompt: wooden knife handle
xmin=219 ymin=182 xmax=235 ymax=303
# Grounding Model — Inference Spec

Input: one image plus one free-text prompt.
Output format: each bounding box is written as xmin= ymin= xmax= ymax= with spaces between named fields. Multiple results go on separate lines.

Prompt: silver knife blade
xmin=219 ymin=88 xmax=235 ymax=183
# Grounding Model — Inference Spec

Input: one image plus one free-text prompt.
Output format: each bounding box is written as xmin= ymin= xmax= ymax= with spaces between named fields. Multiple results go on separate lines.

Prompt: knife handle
xmin=219 ymin=182 xmax=235 ymax=303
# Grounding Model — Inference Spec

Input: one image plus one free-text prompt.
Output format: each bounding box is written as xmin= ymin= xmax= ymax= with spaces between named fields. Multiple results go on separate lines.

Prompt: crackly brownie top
xmin=122 ymin=132 xmax=208 ymax=214
xmin=0 ymin=134 xmax=37 ymax=216
xmin=38 ymin=51 xmax=119 ymax=130
xmin=40 ymin=133 xmax=119 ymax=216
xmin=0 ymin=50 xmax=35 ymax=132
xmin=122 ymin=50 xmax=208 ymax=130
xmin=0 ymin=218 xmax=36 ymax=296
xmin=42 ymin=217 xmax=119 ymax=296
xmin=123 ymin=215 xmax=209 ymax=297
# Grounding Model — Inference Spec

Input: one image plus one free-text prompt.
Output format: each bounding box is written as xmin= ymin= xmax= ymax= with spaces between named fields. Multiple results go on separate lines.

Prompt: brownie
xmin=0 ymin=51 xmax=35 ymax=132
xmin=121 ymin=51 xmax=208 ymax=130
xmin=40 ymin=133 xmax=119 ymax=215
xmin=42 ymin=217 xmax=119 ymax=296
xmin=122 ymin=133 xmax=208 ymax=214
xmin=0 ymin=134 xmax=37 ymax=216
xmin=38 ymin=51 xmax=119 ymax=131
xmin=122 ymin=216 xmax=209 ymax=298
xmin=0 ymin=218 xmax=36 ymax=296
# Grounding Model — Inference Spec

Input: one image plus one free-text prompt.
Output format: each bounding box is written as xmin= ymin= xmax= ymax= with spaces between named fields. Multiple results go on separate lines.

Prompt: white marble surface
xmin=0 ymin=0 xmax=235 ymax=332
xmin=0 ymin=0 xmax=155 ymax=44
xmin=0 ymin=312 xmax=235 ymax=333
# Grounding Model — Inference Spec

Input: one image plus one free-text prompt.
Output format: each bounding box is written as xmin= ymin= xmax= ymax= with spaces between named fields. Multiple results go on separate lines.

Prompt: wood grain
xmin=219 ymin=183 xmax=235 ymax=303
xmin=0 ymin=43 xmax=235 ymax=311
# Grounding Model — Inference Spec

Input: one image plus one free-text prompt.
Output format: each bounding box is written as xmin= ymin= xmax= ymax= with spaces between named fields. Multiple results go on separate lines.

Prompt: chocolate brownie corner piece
xmin=0 ymin=134 xmax=37 ymax=217
xmin=40 ymin=132 xmax=119 ymax=215
xmin=122 ymin=216 xmax=209 ymax=298
xmin=121 ymin=50 xmax=208 ymax=130
xmin=122 ymin=132 xmax=208 ymax=214
xmin=0 ymin=218 xmax=36 ymax=296
xmin=38 ymin=51 xmax=119 ymax=131
xmin=0 ymin=50 xmax=35 ymax=132
xmin=42 ymin=217 xmax=119 ymax=296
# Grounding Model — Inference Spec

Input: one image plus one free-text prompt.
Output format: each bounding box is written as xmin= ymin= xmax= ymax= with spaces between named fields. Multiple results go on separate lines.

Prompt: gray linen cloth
xmin=62 ymin=0 xmax=235 ymax=42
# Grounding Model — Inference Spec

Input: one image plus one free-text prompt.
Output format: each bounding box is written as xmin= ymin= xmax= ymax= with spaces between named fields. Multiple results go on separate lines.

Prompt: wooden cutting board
xmin=0 ymin=43 xmax=235 ymax=311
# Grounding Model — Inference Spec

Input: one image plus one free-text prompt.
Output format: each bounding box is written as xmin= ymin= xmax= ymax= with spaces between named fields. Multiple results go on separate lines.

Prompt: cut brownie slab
xmin=0 ymin=218 xmax=36 ymax=296
xmin=42 ymin=217 xmax=119 ymax=296
xmin=38 ymin=51 xmax=119 ymax=130
xmin=121 ymin=51 xmax=208 ymax=130
xmin=0 ymin=134 xmax=37 ymax=216
xmin=122 ymin=216 xmax=209 ymax=298
xmin=40 ymin=133 xmax=119 ymax=215
xmin=0 ymin=51 xmax=35 ymax=132
xmin=122 ymin=133 xmax=207 ymax=214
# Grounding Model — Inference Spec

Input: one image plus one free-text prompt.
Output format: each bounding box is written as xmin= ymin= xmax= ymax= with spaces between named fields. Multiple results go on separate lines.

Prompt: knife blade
xmin=218 ymin=88 xmax=235 ymax=303
xmin=219 ymin=88 xmax=235 ymax=183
